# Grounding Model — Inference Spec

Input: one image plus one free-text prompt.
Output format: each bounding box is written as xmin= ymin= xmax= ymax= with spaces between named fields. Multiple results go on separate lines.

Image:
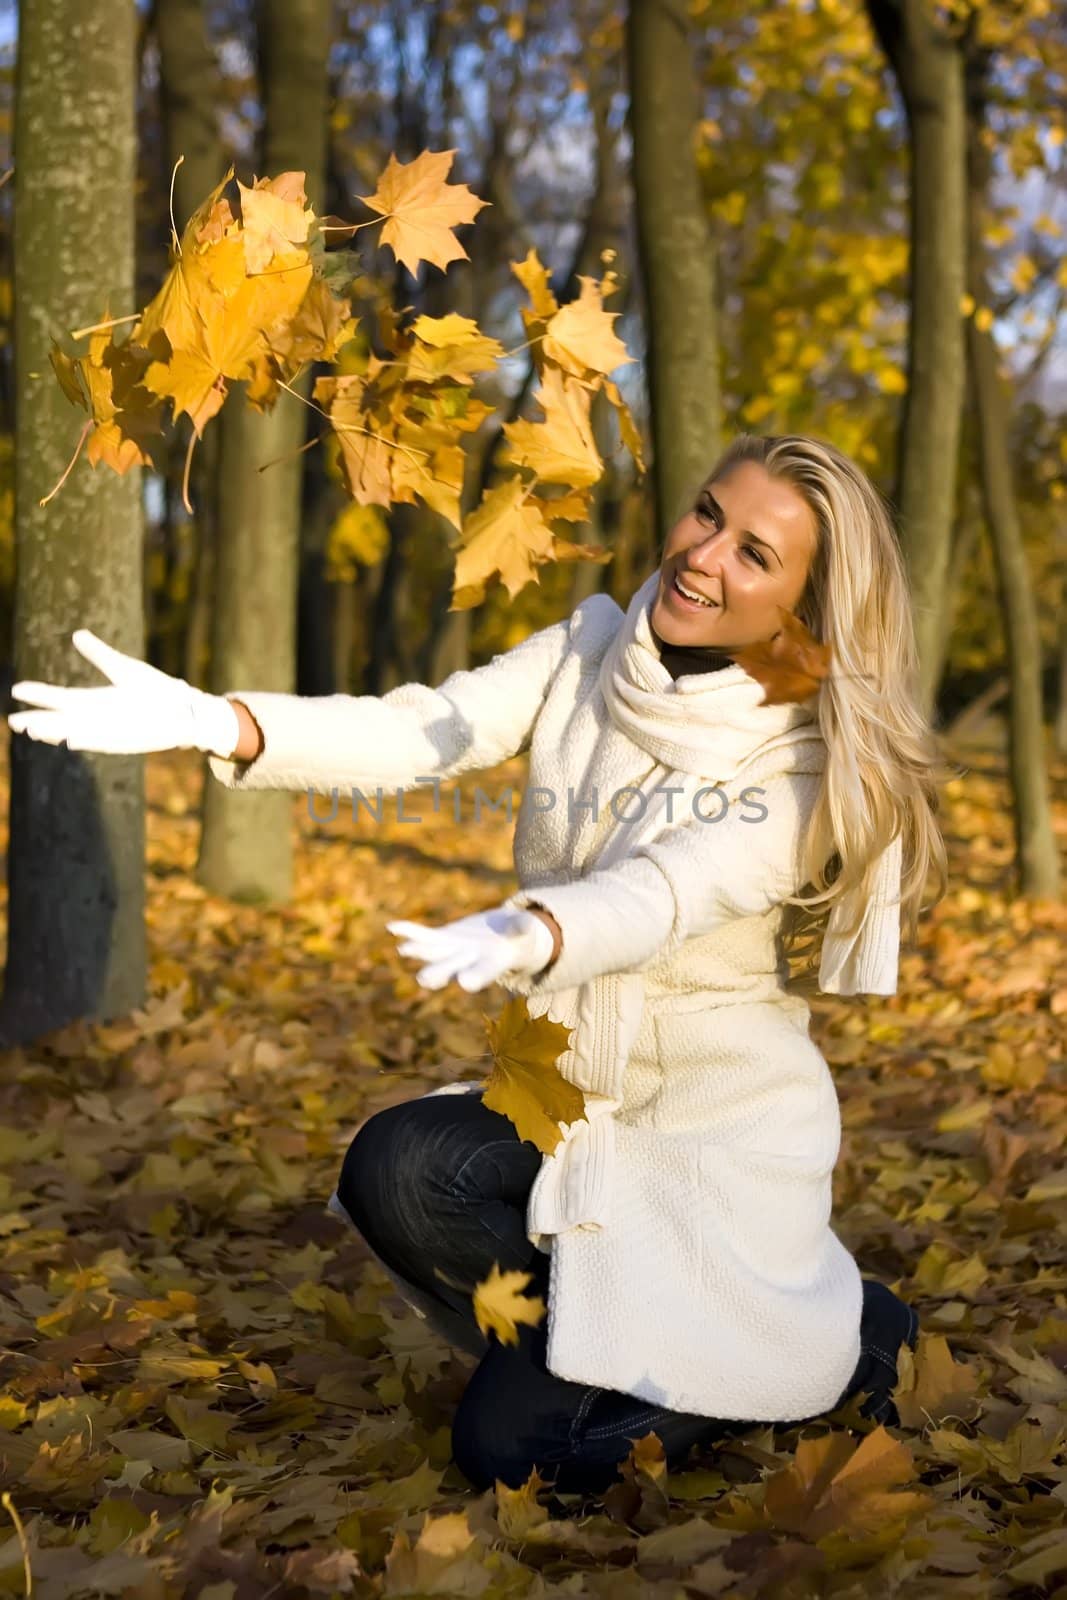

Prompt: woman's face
xmin=649 ymin=460 xmax=818 ymax=651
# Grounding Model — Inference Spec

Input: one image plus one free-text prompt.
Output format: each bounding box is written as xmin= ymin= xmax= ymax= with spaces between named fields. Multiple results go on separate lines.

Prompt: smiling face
xmin=650 ymin=460 xmax=820 ymax=652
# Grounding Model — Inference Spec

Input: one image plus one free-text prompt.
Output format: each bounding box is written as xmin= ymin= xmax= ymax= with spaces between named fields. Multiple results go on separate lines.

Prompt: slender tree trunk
xmin=1056 ymin=609 xmax=1067 ymax=757
xmin=2 ymin=0 xmax=145 ymax=1044
xmin=866 ymin=0 xmax=969 ymax=714
xmin=156 ymin=0 xmax=225 ymax=684
xmin=963 ymin=46 xmax=1060 ymax=898
xmin=196 ymin=0 xmax=330 ymax=902
xmin=626 ymin=0 xmax=720 ymax=544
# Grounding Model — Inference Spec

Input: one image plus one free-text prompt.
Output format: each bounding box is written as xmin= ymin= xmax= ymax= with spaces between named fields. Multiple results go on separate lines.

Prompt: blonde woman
xmin=9 ymin=433 xmax=951 ymax=1496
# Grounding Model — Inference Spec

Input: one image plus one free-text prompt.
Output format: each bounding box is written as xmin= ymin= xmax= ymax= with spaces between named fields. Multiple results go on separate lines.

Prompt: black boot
xmin=831 ymin=1277 xmax=920 ymax=1426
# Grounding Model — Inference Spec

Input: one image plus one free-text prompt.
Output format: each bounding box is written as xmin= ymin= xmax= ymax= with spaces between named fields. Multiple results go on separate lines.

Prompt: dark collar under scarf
xmin=649 ymin=619 xmax=735 ymax=682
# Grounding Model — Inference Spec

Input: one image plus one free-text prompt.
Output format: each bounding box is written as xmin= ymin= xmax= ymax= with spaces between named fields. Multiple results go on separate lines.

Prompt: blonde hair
xmin=685 ymin=432 xmax=961 ymax=997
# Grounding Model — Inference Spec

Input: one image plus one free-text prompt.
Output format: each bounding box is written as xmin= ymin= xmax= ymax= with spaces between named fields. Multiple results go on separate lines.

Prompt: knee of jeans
xmin=335 ymin=1104 xmax=412 ymax=1246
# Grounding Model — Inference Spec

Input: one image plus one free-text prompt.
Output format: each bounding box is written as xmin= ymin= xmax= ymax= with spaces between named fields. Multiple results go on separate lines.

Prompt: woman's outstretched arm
xmin=208 ymin=592 xmax=619 ymax=798
xmin=497 ymin=767 xmax=825 ymax=997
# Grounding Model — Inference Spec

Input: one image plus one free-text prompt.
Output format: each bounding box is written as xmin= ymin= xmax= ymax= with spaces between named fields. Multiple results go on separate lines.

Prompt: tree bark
xmin=3 ymin=0 xmax=146 ymax=1043
xmin=626 ymin=0 xmax=720 ymax=544
xmin=156 ymin=0 xmax=225 ymax=684
xmin=866 ymin=0 xmax=969 ymax=714
xmin=196 ymin=0 xmax=330 ymax=902
xmin=963 ymin=44 xmax=1060 ymax=898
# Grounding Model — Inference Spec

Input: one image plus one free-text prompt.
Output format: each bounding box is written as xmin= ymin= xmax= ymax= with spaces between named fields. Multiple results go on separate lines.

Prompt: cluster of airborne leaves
xmin=0 ymin=741 xmax=1066 ymax=1598
xmin=46 ymin=149 xmax=643 ymax=611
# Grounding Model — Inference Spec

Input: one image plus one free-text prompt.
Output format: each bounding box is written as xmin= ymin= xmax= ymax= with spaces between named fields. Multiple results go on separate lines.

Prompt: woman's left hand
xmin=386 ymin=907 xmax=557 ymax=992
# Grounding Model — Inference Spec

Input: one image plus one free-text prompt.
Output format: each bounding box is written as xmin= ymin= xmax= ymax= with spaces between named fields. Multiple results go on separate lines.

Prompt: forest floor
xmin=0 ymin=730 xmax=1065 ymax=1599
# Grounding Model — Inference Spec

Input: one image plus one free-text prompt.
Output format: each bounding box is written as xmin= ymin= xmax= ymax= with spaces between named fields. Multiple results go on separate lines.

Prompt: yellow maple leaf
xmin=239 ymin=171 xmax=313 ymax=274
xmin=49 ymin=322 xmax=164 ymax=477
xmin=472 ymin=1261 xmax=547 ymax=1345
xmin=451 ymin=477 xmax=556 ymax=609
xmin=512 ymin=247 xmax=559 ymax=319
xmin=358 ymin=148 xmax=489 ymax=275
xmin=542 ymin=275 xmax=633 ymax=379
xmin=501 ymin=366 xmax=604 ymax=487
xmin=481 ymin=995 xmax=585 ymax=1154
xmin=406 ymin=312 xmax=505 ymax=382
xmin=603 ymin=377 xmax=646 ymax=474
xmin=314 ymin=372 xmax=395 ymax=507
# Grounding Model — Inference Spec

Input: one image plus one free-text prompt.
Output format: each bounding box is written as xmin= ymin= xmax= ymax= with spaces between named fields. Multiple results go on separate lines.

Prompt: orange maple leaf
xmin=357 ymin=148 xmax=489 ymax=275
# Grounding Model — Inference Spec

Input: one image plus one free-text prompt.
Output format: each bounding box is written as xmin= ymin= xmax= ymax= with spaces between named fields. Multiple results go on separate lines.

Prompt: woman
xmin=9 ymin=432 xmax=950 ymax=1496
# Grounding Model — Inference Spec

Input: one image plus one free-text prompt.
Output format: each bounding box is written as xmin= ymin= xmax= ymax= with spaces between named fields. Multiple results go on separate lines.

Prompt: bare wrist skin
xmin=527 ymin=905 xmax=563 ymax=968
xmin=227 ymin=697 xmax=265 ymax=761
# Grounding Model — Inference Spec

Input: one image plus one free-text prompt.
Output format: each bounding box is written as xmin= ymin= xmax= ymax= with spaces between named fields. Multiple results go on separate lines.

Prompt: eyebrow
xmin=699 ymin=489 xmax=783 ymax=568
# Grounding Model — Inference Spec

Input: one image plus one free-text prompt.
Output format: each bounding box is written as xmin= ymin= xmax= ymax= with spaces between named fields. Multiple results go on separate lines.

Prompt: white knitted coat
xmin=208 ymin=589 xmax=874 ymax=1421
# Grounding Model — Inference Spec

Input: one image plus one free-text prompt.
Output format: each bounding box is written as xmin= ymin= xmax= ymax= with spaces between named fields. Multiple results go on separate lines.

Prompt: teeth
xmin=675 ymin=575 xmax=715 ymax=607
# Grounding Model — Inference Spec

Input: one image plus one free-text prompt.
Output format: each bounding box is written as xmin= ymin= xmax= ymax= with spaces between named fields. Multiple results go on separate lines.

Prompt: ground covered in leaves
xmin=0 ymin=732 xmax=1066 ymax=1599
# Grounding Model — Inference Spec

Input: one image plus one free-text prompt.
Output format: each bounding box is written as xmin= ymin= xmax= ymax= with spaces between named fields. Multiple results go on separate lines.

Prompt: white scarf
xmin=595 ymin=571 xmax=902 ymax=997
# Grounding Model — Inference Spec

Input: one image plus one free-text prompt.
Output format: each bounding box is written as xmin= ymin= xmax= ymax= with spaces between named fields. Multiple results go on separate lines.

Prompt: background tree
xmin=865 ymin=0 xmax=971 ymax=714
xmin=962 ymin=35 xmax=1060 ymax=897
xmin=627 ymin=0 xmax=720 ymax=541
xmin=197 ymin=0 xmax=332 ymax=904
xmin=1 ymin=0 xmax=145 ymax=1044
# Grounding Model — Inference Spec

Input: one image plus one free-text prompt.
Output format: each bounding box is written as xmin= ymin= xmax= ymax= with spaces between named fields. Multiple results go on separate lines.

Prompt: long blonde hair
xmin=684 ymin=432 xmax=961 ymax=996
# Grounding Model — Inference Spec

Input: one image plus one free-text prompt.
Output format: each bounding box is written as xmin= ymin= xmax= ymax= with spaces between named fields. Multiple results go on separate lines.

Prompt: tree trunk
xmin=156 ymin=0 xmax=225 ymax=684
xmin=2 ymin=0 xmax=145 ymax=1044
xmin=626 ymin=0 xmax=720 ymax=544
xmin=866 ymin=0 xmax=969 ymax=715
xmin=963 ymin=46 xmax=1060 ymax=898
xmin=196 ymin=0 xmax=330 ymax=902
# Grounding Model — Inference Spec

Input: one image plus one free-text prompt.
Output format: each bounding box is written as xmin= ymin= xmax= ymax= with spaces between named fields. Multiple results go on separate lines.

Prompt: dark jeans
xmin=334 ymin=1088 xmax=919 ymax=1496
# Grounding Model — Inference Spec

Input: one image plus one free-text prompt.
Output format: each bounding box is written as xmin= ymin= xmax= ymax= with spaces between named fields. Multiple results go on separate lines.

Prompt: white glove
xmin=386 ymin=907 xmax=558 ymax=993
xmin=7 ymin=630 xmax=242 ymax=758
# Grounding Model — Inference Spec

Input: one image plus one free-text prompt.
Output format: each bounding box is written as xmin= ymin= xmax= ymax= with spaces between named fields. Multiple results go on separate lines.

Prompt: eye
xmin=696 ymin=497 xmax=768 ymax=568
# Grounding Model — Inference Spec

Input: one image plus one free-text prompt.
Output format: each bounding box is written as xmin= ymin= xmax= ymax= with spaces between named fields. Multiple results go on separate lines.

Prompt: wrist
xmin=188 ymin=688 xmax=242 ymax=758
xmin=526 ymin=906 xmax=562 ymax=969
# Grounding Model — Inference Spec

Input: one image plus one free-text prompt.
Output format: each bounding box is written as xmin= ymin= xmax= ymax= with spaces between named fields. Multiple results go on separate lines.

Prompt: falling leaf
xmin=501 ymin=366 xmax=604 ymax=487
xmin=542 ymin=275 xmax=633 ymax=379
xmin=472 ymin=1261 xmax=546 ymax=1345
xmin=357 ymin=148 xmax=489 ymax=275
xmin=451 ymin=478 xmax=556 ymax=609
xmin=728 ymin=607 xmax=833 ymax=704
xmin=481 ymin=995 xmax=585 ymax=1153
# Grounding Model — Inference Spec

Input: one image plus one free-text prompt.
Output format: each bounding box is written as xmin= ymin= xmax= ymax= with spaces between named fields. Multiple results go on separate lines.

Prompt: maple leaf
xmin=761 ymin=1427 xmax=930 ymax=1539
xmin=357 ymin=148 xmax=489 ymax=275
xmin=603 ymin=377 xmax=646 ymax=474
xmin=511 ymin=246 xmax=559 ymax=319
xmin=480 ymin=995 xmax=585 ymax=1154
xmin=472 ymin=1261 xmax=547 ymax=1345
xmin=542 ymin=274 xmax=633 ymax=380
xmin=405 ymin=312 xmax=506 ymax=382
xmin=501 ymin=366 xmax=604 ymax=487
xmin=451 ymin=477 xmax=556 ymax=609
xmin=50 ymin=324 xmax=165 ymax=476
xmin=313 ymin=370 xmax=395 ymax=507
xmin=727 ymin=607 xmax=832 ymax=705
xmin=238 ymin=172 xmax=313 ymax=274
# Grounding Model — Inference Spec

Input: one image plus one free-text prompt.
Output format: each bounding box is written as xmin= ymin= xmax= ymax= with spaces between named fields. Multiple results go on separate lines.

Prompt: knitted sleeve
xmin=205 ymin=599 xmax=605 ymax=798
xmin=500 ymin=767 xmax=823 ymax=996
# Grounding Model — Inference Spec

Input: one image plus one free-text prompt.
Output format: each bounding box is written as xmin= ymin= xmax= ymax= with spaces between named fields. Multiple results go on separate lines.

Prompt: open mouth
xmin=670 ymin=572 xmax=719 ymax=610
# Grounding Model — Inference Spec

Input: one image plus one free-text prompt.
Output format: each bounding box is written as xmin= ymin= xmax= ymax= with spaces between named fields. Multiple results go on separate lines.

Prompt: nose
xmin=684 ymin=533 xmax=725 ymax=587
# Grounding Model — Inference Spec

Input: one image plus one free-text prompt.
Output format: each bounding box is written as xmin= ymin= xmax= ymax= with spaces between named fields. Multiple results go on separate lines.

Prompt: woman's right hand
xmin=7 ymin=630 xmax=242 ymax=758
